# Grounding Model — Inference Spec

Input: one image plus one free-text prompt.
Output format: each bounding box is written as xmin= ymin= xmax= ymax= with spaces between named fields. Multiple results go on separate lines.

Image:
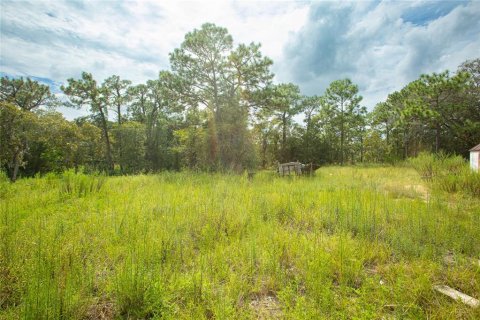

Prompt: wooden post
xmin=433 ymin=285 xmax=479 ymax=308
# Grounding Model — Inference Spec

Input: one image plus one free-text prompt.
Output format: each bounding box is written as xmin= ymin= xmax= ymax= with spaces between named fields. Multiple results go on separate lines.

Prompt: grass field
xmin=1 ymin=166 xmax=479 ymax=319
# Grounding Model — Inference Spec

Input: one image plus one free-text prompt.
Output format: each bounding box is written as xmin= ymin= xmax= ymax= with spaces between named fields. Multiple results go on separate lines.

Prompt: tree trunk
xmin=98 ymin=107 xmax=114 ymax=173
xmin=340 ymin=101 xmax=344 ymax=165
xmin=435 ymin=123 xmax=440 ymax=153
xmin=360 ymin=134 xmax=364 ymax=163
xmin=386 ymin=123 xmax=389 ymax=145
xmin=11 ymin=150 xmax=21 ymax=182
xmin=208 ymin=113 xmax=218 ymax=169
xmin=117 ymin=104 xmax=122 ymax=126
xmin=145 ymin=125 xmax=153 ymax=171
xmin=117 ymin=103 xmax=124 ymax=173
xmin=306 ymin=117 xmax=311 ymax=163
xmin=262 ymin=134 xmax=268 ymax=169
xmin=282 ymin=112 xmax=287 ymax=162
xmin=211 ymin=70 xmax=221 ymax=169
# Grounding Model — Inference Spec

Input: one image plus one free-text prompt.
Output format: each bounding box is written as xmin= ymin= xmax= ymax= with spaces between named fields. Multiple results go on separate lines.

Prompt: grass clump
xmin=410 ymin=152 xmax=480 ymax=197
xmin=59 ymin=170 xmax=106 ymax=198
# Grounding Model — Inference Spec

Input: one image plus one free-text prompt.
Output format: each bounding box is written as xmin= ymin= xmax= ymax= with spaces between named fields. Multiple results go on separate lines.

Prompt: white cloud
xmin=0 ymin=0 xmax=309 ymax=83
xmin=1 ymin=0 xmax=479 ymax=118
xmin=282 ymin=0 xmax=480 ymax=108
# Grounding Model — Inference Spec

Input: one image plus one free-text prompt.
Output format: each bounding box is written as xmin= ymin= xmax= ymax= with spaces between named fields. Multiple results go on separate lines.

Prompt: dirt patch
xmin=386 ymin=184 xmax=430 ymax=202
xmin=409 ymin=184 xmax=430 ymax=202
xmin=84 ymin=297 xmax=116 ymax=320
xmin=442 ymin=251 xmax=456 ymax=266
xmin=249 ymin=293 xmax=282 ymax=319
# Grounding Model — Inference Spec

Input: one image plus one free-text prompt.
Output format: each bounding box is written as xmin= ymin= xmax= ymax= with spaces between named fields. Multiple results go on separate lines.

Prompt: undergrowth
xmin=0 ymin=167 xmax=479 ymax=319
xmin=410 ymin=152 xmax=480 ymax=197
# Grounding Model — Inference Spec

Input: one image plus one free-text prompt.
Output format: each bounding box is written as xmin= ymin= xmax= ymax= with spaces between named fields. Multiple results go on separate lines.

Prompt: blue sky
xmin=1 ymin=0 xmax=479 ymax=119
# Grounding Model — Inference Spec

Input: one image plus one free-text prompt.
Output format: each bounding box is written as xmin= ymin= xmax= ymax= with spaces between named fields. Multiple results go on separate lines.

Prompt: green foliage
xmin=170 ymin=23 xmax=273 ymax=171
xmin=104 ymin=75 xmax=132 ymax=125
xmin=27 ymin=111 xmax=82 ymax=174
xmin=111 ymin=122 xmax=146 ymax=174
xmin=317 ymin=79 xmax=366 ymax=165
xmin=0 ymin=76 xmax=58 ymax=111
xmin=75 ymin=121 xmax=104 ymax=172
xmin=62 ymin=72 xmax=115 ymax=172
xmin=2 ymin=29 xmax=477 ymax=177
xmin=0 ymin=102 xmax=38 ymax=181
xmin=258 ymin=83 xmax=303 ymax=162
xmin=371 ymin=62 xmax=480 ymax=159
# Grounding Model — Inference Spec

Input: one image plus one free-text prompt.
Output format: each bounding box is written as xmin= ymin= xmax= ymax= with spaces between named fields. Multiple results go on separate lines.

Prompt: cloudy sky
xmin=1 ymin=0 xmax=479 ymax=118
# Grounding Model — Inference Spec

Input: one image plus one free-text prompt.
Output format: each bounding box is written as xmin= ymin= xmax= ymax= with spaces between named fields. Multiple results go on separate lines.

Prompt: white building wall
xmin=470 ymin=151 xmax=479 ymax=172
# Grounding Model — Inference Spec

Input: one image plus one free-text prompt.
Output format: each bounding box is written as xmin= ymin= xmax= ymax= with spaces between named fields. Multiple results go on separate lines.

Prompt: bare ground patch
xmin=384 ymin=183 xmax=430 ymax=202
xmin=83 ymin=297 xmax=116 ymax=320
xmin=407 ymin=184 xmax=430 ymax=202
xmin=249 ymin=293 xmax=282 ymax=319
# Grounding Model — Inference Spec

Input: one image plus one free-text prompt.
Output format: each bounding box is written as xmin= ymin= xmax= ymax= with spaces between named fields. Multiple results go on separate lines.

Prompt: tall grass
xmin=0 ymin=167 xmax=479 ymax=319
xmin=59 ymin=170 xmax=106 ymax=198
xmin=410 ymin=152 xmax=480 ymax=197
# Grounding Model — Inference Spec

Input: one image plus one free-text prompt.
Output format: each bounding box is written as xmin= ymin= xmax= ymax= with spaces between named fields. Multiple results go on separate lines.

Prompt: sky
xmin=1 ymin=0 xmax=479 ymax=119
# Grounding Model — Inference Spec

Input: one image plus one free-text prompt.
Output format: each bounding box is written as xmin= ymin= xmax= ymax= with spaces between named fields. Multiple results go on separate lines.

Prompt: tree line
xmin=1 ymin=23 xmax=479 ymax=181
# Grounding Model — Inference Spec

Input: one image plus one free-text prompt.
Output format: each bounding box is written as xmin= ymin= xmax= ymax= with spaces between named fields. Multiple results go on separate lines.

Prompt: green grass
xmin=409 ymin=152 xmax=480 ymax=197
xmin=1 ymin=167 xmax=479 ymax=319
